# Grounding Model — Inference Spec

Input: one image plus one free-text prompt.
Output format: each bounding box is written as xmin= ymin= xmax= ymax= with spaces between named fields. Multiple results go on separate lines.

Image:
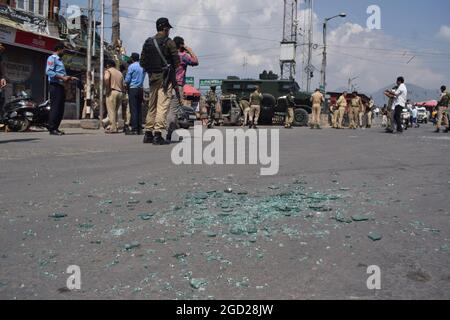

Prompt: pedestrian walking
xmin=166 ymin=36 xmax=198 ymax=141
xmin=125 ymin=53 xmax=146 ymax=135
xmin=104 ymin=59 xmax=125 ymax=134
xmin=435 ymin=85 xmax=450 ymax=133
xmin=46 ymin=43 xmax=78 ymax=136
xmin=310 ymin=89 xmax=324 ymax=129
xmin=411 ymin=106 xmax=419 ymax=128
xmin=140 ymin=18 xmax=180 ymax=145
xmin=249 ymin=86 xmax=263 ymax=129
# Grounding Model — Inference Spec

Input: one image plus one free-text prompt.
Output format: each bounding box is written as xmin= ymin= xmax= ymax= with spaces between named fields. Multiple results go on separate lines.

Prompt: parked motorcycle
xmin=0 ymin=92 xmax=50 ymax=132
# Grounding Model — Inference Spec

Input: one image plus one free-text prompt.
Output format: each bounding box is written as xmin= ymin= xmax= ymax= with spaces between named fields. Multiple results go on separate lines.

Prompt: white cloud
xmin=119 ymin=1 xmax=446 ymax=94
xmin=437 ymin=25 xmax=450 ymax=41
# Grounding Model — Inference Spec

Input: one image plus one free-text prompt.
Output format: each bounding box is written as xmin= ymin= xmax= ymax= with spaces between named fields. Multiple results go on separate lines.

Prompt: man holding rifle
xmin=140 ymin=18 xmax=180 ymax=145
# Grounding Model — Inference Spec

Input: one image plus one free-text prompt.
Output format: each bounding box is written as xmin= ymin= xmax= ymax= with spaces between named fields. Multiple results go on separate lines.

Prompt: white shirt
xmin=392 ymin=83 xmax=408 ymax=109
xmin=412 ymin=109 xmax=418 ymax=118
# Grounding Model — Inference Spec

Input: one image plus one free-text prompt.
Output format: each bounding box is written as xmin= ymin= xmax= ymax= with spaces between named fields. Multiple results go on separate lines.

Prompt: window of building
xmin=15 ymin=0 xmax=48 ymax=17
xmin=16 ymin=0 xmax=25 ymax=10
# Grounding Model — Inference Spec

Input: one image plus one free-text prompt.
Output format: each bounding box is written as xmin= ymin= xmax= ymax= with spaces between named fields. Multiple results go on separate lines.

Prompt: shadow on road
xmin=0 ymin=138 xmax=41 ymax=144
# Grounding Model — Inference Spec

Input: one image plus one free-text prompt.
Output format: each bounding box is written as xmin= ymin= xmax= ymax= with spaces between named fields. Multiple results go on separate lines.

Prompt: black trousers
xmin=394 ymin=105 xmax=403 ymax=132
xmin=129 ymin=88 xmax=143 ymax=132
xmin=48 ymin=83 xmax=66 ymax=131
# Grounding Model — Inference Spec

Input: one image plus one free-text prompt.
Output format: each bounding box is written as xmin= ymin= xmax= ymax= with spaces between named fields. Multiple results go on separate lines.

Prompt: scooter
xmin=0 ymin=92 xmax=50 ymax=132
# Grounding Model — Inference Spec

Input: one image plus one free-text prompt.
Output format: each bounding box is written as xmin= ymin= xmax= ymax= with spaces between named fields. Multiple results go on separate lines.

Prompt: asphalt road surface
xmin=0 ymin=123 xmax=449 ymax=300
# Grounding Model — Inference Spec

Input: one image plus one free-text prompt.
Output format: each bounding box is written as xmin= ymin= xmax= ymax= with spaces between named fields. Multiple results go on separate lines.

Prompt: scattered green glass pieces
xmin=124 ymin=241 xmax=141 ymax=251
xmin=49 ymin=213 xmax=67 ymax=219
xmin=189 ymin=278 xmax=208 ymax=290
xmin=368 ymin=232 xmax=382 ymax=241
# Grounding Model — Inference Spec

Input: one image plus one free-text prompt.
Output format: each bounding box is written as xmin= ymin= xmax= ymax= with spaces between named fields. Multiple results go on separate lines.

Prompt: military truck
xmin=220 ymin=75 xmax=312 ymax=126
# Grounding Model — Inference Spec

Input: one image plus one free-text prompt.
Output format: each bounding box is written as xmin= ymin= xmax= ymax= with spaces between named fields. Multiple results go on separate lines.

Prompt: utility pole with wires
xmin=112 ymin=0 xmax=120 ymax=45
xmin=99 ymin=0 xmax=106 ymax=122
xmin=305 ymin=0 xmax=314 ymax=92
xmin=242 ymin=56 xmax=248 ymax=78
xmin=85 ymin=0 xmax=93 ymax=119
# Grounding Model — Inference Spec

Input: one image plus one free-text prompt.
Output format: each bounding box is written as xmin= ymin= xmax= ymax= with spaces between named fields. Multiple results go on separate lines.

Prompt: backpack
xmin=140 ymin=36 xmax=170 ymax=74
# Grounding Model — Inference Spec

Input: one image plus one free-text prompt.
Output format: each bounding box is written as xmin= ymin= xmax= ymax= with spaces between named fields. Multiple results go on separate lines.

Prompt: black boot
xmin=143 ymin=131 xmax=154 ymax=144
xmin=153 ymin=132 xmax=169 ymax=145
xmin=435 ymin=128 xmax=440 ymax=133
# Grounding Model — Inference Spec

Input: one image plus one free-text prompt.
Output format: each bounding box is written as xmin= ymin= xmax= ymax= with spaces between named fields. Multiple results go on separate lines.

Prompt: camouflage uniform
xmin=249 ymin=89 xmax=263 ymax=127
xmin=285 ymin=92 xmax=295 ymax=128
xmin=436 ymin=91 xmax=450 ymax=131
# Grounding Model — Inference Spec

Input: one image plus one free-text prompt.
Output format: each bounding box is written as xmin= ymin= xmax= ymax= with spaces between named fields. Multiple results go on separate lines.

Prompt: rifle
xmin=152 ymin=38 xmax=181 ymax=105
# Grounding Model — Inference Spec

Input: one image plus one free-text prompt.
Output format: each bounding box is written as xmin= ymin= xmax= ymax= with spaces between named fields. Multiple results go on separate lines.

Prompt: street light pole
xmin=320 ymin=20 xmax=327 ymax=93
xmin=320 ymin=13 xmax=346 ymax=94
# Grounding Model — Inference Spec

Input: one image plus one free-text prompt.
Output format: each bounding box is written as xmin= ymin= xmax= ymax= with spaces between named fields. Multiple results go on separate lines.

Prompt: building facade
xmin=0 ymin=0 xmax=61 ymax=106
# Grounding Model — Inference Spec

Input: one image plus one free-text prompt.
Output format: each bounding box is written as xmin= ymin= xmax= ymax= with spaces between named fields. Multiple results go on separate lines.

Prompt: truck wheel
xmin=293 ymin=109 xmax=309 ymax=127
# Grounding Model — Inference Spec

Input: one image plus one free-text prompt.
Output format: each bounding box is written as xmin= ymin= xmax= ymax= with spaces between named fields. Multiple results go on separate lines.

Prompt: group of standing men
xmin=331 ymin=91 xmax=374 ymax=130
xmin=45 ymin=17 xmax=199 ymax=143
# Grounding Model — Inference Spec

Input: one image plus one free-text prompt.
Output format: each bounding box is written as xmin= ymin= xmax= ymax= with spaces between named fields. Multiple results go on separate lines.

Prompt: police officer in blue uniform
xmin=46 ymin=43 xmax=78 ymax=136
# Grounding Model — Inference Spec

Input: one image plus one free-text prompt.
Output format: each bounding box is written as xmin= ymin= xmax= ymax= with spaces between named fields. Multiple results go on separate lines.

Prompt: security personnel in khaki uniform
xmin=436 ymin=85 xmax=450 ymax=133
xmin=104 ymin=60 xmax=125 ymax=134
xmin=140 ymin=18 xmax=180 ymax=145
xmin=349 ymin=91 xmax=363 ymax=129
xmin=336 ymin=92 xmax=348 ymax=129
xmin=249 ymin=86 xmax=263 ymax=129
xmin=240 ymin=99 xmax=250 ymax=127
xmin=310 ymin=89 xmax=324 ymax=129
xmin=285 ymin=91 xmax=295 ymax=129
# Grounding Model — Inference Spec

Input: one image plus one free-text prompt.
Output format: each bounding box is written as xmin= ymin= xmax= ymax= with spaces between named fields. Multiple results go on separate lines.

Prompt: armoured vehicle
xmin=221 ymin=75 xmax=312 ymax=126
xmin=213 ymin=94 xmax=243 ymax=126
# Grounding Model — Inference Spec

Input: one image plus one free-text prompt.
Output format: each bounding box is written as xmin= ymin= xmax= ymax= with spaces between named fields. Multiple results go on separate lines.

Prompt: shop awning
xmin=0 ymin=17 xmax=62 ymax=54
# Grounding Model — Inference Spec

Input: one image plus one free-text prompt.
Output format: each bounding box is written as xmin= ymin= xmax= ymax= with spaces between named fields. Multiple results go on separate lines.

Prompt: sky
xmin=63 ymin=0 xmax=450 ymax=94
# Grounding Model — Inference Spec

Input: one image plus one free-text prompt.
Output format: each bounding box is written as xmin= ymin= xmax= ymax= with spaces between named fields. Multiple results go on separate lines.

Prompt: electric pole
xmin=85 ymin=0 xmax=93 ymax=119
xmin=305 ymin=0 xmax=314 ymax=92
xmin=100 ymin=0 xmax=105 ymax=122
xmin=112 ymin=0 xmax=120 ymax=45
